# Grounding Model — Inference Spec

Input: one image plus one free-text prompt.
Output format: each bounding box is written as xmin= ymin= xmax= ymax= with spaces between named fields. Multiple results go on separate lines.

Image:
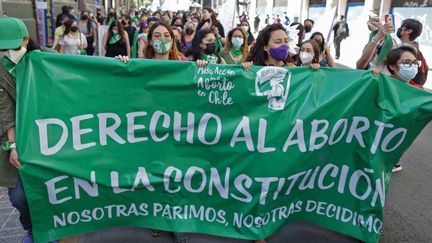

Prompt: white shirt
xmin=59 ymin=33 xmax=87 ymax=55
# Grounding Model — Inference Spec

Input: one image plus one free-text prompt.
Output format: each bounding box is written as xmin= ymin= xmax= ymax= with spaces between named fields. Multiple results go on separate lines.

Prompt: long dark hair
xmin=246 ymin=24 xmax=287 ymax=66
xmin=386 ymin=45 xmax=417 ymax=75
xmin=107 ymin=20 xmax=126 ymax=44
xmin=296 ymin=40 xmax=320 ymax=66
xmin=197 ymin=8 xmax=219 ymax=32
xmin=240 ymin=19 xmax=255 ymax=44
xmin=171 ymin=16 xmax=183 ymax=27
xmin=145 ymin=22 xmax=183 ymax=60
xmin=202 ymin=7 xmax=218 ymax=25
xmin=64 ymin=19 xmax=78 ymax=35
xmin=223 ymin=27 xmax=248 ymax=57
xmin=310 ymin=32 xmax=325 ymax=53
xmin=191 ymin=28 xmax=220 ymax=61
xmin=27 ymin=37 xmax=40 ymax=52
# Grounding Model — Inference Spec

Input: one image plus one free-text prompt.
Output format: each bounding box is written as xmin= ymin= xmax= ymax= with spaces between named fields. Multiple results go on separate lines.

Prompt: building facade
xmin=0 ymin=0 xmax=133 ymax=46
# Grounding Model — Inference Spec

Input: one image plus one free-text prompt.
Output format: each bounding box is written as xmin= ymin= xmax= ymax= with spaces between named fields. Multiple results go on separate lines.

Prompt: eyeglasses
xmin=401 ymin=59 xmax=421 ymax=68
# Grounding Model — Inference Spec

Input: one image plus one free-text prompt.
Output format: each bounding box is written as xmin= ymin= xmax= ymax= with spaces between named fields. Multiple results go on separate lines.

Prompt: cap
xmin=0 ymin=17 xmax=29 ymax=49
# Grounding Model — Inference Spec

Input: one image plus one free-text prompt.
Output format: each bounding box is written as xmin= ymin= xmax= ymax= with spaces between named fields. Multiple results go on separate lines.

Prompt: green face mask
xmin=151 ymin=38 xmax=173 ymax=54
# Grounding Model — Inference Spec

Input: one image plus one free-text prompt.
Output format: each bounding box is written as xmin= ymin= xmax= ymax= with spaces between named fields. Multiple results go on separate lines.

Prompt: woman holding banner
xmin=384 ymin=45 xmax=423 ymax=173
xmin=244 ymin=24 xmax=296 ymax=68
xmin=296 ymin=40 xmax=321 ymax=70
xmin=219 ymin=27 xmax=249 ymax=64
xmin=192 ymin=28 xmax=226 ymax=67
xmin=0 ymin=17 xmax=40 ymax=243
xmin=116 ymin=22 xmax=186 ymax=62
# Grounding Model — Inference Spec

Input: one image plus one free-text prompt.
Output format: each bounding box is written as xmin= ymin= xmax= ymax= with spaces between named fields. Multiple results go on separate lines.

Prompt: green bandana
xmin=107 ymin=17 xmax=116 ymax=27
xmin=215 ymin=36 xmax=223 ymax=53
xmin=200 ymin=54 xmax=218 ymax=64
xmin=151 ymin=38 xmax=173 ymax=54
xmin=369 ymin=30 xmax=394 ymax=63
xmin=131 ymin=16 xmax=139 ymax=25
xmin=109 ymin=32 xmax=121 ymax=44
xmin=132 ymin=30 xmax=140 ymax=58
xmin=230 ymin=47 xmax=242 ymax=57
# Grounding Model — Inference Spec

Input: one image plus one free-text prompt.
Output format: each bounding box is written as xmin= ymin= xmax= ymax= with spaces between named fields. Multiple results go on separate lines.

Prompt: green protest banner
xmin=15 ymin=52 xmax=432 ymax=243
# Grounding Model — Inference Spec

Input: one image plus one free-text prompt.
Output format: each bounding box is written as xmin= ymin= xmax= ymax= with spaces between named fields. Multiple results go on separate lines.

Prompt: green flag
xmin=15 ymin=52 xmax=432 ymax=243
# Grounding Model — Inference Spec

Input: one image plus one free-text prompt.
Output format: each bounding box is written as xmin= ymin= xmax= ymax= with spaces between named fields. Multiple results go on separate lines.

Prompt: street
xmin=380 ymin=122 xmax=432 ymax=242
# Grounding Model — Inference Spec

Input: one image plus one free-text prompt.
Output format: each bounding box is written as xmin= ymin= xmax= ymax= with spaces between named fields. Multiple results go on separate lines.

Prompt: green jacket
xmin=0 ymin=55 xmax=18 ymax=188
xmin=0 ymin=48 xmax=56 ymax=187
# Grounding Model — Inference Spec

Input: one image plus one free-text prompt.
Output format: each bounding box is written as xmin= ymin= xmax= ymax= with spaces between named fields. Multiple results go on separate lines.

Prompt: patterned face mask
xmin=151 ymin=38 xmax=173 ymax=54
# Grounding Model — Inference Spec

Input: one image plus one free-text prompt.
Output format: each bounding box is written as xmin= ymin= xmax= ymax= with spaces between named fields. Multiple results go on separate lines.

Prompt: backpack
xmin=337 ymin=22 xmax=348 ymax=38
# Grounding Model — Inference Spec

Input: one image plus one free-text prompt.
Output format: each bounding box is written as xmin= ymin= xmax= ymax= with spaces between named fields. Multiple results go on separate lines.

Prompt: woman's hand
xmin=197 ymin=59 xmax=208 ymax=68
xmin=202 ymin=22 xmax=211 ymax=30
xmin=213 ymin=26 xmax=220 ymax=37
xmin=9 ymin=149 xmax=21 ymax=168
xmin=310 ymin=63 xmax=321 ymax=70
xmin=242 ymin=61 xmax=253 ymax=71
xmin=115 ymin=55 xmax=130 ymax=63
xmin=372 ymin=68 xmax=381 ymax=76
xmin=374 ymin=22 xmax=394 ymax=43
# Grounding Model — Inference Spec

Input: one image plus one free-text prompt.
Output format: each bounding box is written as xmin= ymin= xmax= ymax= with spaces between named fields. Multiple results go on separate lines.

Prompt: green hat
xmin=0 ymin=17 xmax=29 ymax=49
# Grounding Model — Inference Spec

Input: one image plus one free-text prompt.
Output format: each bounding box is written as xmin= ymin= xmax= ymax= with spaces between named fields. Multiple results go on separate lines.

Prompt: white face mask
xmin=397 ymin=64 xmax=418 ymax=82
xmin=6 ymin=47 xmax=27 ymax=64
xmin=231 ymin=37 xmax=244 ymax=48
xmin=299 ymin=51 xmax=314 ymax=65
xmin=241 ymin=26 xmax=249 ymax=33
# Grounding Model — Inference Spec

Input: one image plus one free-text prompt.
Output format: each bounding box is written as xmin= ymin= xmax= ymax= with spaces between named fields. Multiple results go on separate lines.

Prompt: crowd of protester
xmin=51 ymin=5 xmax=343 ymax=71
xmin=0 ymin=4 xmax=430 ymax=243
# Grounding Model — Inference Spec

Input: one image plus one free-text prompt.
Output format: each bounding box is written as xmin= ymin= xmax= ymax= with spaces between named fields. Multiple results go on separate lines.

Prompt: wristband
xmin=2 ymin=140 xmax=16 ymax=151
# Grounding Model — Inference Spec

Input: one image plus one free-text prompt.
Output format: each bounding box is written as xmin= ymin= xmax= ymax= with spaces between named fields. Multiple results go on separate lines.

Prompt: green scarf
xmin=230 ymin=47 xmax=242 ymax=57
xmin=131 ymin=16 xmax=139 ymax=25
xmin=109 ymin=32 xmax=121 ymax=44
xmin=369 ymin=30 xmax=394 ymax=63
xmin=200 ymin=54 xmax=218 ymax=64
xmin=132 ymin=29 xmax=140 ymax=58
xmin=215 ymin=36 xmax=223 ymax=53
xmin=107 ymin=17 xmax=116 ymax=26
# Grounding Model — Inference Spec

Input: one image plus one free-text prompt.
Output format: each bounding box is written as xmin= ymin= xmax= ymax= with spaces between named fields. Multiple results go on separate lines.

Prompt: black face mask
xmin=81 ymin=15 xmax=89 ymax=20
xmin=70 ymin=26 xmax=79 ymax=32
xmin=121 ymin=20 xmax=127 ymax=26
xmin=304 ymin=25 xmax=312 ymax=32
xmin=108 ymin=13 xmax=115 ymax=18
xmin=396 ymin=28 xmax=402 ymax=38
xmin=204 ymin=43 xmax=216 ymax=54
xmin=185 ymin=28 xmax=194 ymax=35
